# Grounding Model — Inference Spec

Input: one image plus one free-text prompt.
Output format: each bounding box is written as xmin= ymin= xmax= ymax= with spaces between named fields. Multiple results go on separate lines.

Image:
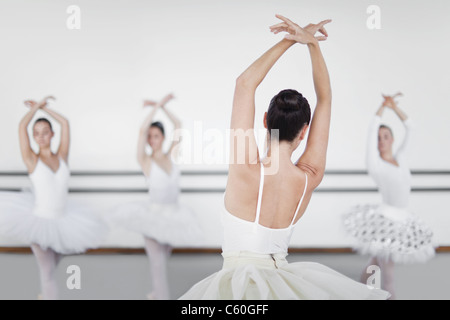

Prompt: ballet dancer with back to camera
xmin=344 ymin=93 xmax=435 ymax=300
xmin=0 ymin=96 xmax=108 ymax=300
xmin=110 ymin=93 xmax=203 ymax=300
xmin=179 ymin=15 xmax=390 ymax=300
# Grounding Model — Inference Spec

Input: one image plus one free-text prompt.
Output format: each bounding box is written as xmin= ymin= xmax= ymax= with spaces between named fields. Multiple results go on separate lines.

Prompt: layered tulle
xmin=0 ymin=192 xmax=108 ymax=255
xmin=179 ymin=252 xmax=390 ymax=300
xmin=109 ymin=200 xmax=204 ymax=247
xmin=343 ymin=204 xmax=435 ymax=264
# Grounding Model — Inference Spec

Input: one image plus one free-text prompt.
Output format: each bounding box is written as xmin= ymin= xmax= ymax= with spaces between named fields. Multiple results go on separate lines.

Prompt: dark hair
xmin=34 ymin=118 xmax=53 ymax=131
xmin=267 ymin=89 xmax=311 ymax=142
xmin=150 ymin=121 xmax=165 ymax=137
xmin=379 ymin=125 xmax=394 ymax=139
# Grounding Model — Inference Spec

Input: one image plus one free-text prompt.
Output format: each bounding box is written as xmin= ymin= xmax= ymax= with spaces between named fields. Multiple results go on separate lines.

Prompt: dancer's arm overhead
xmin=137 ymin=94 xmax=174 ymax=172
xmin=19 ymin=96 xmax=54 ymax=170
xmin=159 ymin=95 xmax=182 ymax=157
xmin=382 ymin=93 xmax=408 ymax=122
xmin=230 ymin=34 xmax=296 ymax=166
xmin=367 ymin=104 xmax=384 ymax=176
xmin=40 ymin=101 xmax=70 ymax=162
xmin=383 ymin=93 xmax=412 ymax=160
xmin=271 ymin=16 xmax=332 ymax=188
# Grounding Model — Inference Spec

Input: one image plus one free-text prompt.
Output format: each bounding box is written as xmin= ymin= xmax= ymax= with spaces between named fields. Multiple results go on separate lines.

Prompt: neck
xmin=265 ymin=140 xmax=294 ymax=164
xmin=152 ymin=149 xmax=165 ymax=158
xmin=38 ymin=147 xmax=53 ymax=158
xmin=380 ymin=150 xmax=394 ymax=161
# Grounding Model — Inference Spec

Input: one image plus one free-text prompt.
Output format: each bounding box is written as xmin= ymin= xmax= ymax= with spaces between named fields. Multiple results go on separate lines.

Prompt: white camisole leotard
xmin=221 ymin=162 xmax=308 ymax=255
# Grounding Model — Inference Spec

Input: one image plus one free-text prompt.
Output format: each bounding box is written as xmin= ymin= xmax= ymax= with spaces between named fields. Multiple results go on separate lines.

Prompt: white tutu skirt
xmin=179 ymin=251 xmax=390 ymax=300
xmin=0 ymin=192 xmax=108 ymax=255
xmin=109 ymin=200 xmax=203 ymax=247
xmin=343 ymin=204 xmax=435 ymax=264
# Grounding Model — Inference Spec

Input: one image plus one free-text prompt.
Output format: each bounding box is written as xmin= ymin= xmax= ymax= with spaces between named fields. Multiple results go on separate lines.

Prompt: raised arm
xmin=137 ymin=102 xmax=161 ymax=172
xmin=19 ymin=101 xmax=42 ymax=170
xmin=40 ymin=99 xmax=70 ymax=162
xmin=367 ymin=105 xmax=384 ymax=176
xmin=383 ymin=94 xmax=412 ymax=159
xmin=273 ymin=16 xmax=333 ymax=188
xmin=159 ymin=95 xmax=182 ymax=157
xmin=230 ymin=38 xmax=296 ymax=166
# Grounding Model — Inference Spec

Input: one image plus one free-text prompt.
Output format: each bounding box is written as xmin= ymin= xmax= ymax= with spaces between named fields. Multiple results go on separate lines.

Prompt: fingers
xmin=271 ymin=27 xmax=289 ymax=35
xmin=318 ymin=28 xmax=328 ymax=38
xmin=270 ymin=22 xmax=288 ymax=30
xmin=275 ymin=14 xmax=297 ymax=28
xmin=270 ymin=22 xmax=289 ymax=34
xmin=24 ymin=100 xmax=34 ymax=108
xmin=315 ymin=36 xmax=328 ymax=41
xmin=318 ymin=19 xmax=332 ymax=27
xmin=316 ymin=19 xmax=332 ymax=37
xmin=143 ymin=100 xmax=158 ymax=107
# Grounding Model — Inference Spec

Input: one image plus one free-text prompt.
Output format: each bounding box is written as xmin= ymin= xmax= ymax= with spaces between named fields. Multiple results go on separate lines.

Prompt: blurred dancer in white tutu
xmin=0 ymin=96 xmax=108 ymax=300
xmin=110 ymin=93 xmax=202 ymax=300
xmin=180 ymin=15 xmax=389 ymax=300
xmin=344 ymin=93 xmax=435 ymax=299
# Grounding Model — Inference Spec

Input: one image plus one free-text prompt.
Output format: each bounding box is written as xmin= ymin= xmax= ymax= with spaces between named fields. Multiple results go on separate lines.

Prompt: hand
xmin=160 ymin=93 xmax=175 ymax=107
xmin=382 ymin=92 xmax=402 ymax=110
xmin=270 ymin=15 xmax=332 ymax=45
xmin=24 ymin=100 xmax=38 ymax=109
xmin=143 ymin=100 xmax=159 ymax=108
xmin=24 ymin=96 xmax=54 ymax=109
xmin=38 ymin=96 xmax=55 ymax=109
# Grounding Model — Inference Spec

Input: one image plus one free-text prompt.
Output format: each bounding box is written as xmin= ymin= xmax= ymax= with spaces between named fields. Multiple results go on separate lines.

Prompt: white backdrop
xmin=0 ymin=0 xmax=449 ymax=248
xmin=0 ymin=0 xmax=449 ymax=171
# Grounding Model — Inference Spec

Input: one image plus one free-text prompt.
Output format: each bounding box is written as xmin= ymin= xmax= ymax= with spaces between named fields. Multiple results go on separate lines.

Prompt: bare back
xmin=225 ymin=161 xmax=312 ymax=229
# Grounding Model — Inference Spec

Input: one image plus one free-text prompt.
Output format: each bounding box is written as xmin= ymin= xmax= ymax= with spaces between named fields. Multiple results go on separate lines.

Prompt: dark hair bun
xmin=274 ymin=91 xmax=303 ymax=112
xmin=267 ymin=89 xmax=311 ymax=142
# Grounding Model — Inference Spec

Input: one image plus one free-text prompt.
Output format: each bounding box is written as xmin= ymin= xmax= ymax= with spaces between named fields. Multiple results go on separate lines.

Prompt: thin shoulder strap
xmin=290 ymin=173 xmax=308 ymax=227
xmin=254 ymin=161 xmax=265 ymax=224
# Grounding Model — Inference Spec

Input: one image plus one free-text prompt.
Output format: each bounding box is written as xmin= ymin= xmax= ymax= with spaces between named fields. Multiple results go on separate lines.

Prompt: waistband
xmin=222 ymin=251 xmax=288 ymax=270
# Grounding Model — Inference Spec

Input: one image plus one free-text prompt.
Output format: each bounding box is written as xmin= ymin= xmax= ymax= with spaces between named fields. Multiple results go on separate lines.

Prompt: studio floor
xmin=0 ymin=252 xmax=448 ymax=300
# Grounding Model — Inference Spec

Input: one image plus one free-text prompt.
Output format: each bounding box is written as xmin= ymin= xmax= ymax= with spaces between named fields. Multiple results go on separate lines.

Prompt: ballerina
xmin=110 ymin=93 xmax=203 ymax=300
xmin=0 ymin=96 xmax=108 ymax=300
xmin=344 ymin=93 xmax=435 ymax=299
xmin=179 ymin=15 xmax=390 ymax=300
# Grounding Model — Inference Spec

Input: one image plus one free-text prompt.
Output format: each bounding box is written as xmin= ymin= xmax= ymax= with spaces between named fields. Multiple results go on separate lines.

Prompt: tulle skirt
xmin=343 ymin=204 xmax=435 ymax=264
xmin=0 ymin=191 xmax=108 ymax=255
xmin=179 ymin=251 xmax=390 ymax=300
xmin=109 ymin=200 xmax=203 ymax=247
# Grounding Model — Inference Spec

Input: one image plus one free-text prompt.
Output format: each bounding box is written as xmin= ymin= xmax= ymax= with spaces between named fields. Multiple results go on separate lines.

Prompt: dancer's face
xmin=147 ymin=127 xmax=164 ymax=151
xmin=378 ymin=127 xmax=394 ymax=154
xmin=33 ymin=122 xmax=54 ymax=149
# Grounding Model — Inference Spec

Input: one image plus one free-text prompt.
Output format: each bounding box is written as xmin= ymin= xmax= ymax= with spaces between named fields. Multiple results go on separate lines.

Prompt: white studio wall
xmin=0 ymin=0 xmax=449 ymax=248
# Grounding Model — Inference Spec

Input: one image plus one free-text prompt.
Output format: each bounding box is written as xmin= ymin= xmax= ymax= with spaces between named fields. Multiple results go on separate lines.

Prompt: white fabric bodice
xmin=146 ymin=160 xmax=180 ymax=204
xmin=222 ymin=162 xmax=308 ymax=255
xmin=29 ymin=157 xmax=70 ymax=219
xmin=367 ymin=116 xmax=413 ymax=209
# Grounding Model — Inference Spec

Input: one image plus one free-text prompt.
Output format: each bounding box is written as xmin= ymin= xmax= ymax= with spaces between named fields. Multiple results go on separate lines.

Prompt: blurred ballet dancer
xmin=180 ymin=15 xmax=390 ymax=300
xmin=110 ymin=93 xmax=202 ymax=300
xmin=344 ymin=93 xmax=435 ymax=299
xmin=0 ymin=96 xmax=107 ymax=300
